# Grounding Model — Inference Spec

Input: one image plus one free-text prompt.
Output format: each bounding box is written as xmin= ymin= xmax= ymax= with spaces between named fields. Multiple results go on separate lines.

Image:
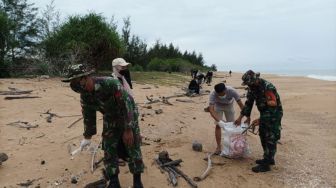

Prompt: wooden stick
xmin=0 ymin=90 xmax=33 ymax=95
xmin=194 ymin=153 xmax=214 ymax=182
xmin=67 ymin=117 xmax=83 ymax=128
xmin=6 ymin=121 xmax=38 ymax=129
xmin=170 ymin=166 xmax=198 ymax=188
xmin=4 ymin=96 xmax=40 ymax=100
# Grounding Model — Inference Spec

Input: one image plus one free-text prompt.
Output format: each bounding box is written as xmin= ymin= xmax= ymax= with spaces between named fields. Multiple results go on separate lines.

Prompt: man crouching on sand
xmin=62 ymin=64 xmax=144 ymax=188
xmin=235 ymin=70 xmax=283 ymax=173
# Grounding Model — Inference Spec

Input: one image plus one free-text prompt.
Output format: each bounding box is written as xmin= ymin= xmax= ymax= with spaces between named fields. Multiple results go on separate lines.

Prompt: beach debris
xmin=141 ymin=87 xmax=152 ymax=89
xmin=144 ymin=105 xmax=152 ymax=109
xmin=41 ymin=160 xmax=45 ymax=165
xmin=7 ymin=121 xmax=38 ymax=129
xmin=91 ymin=140 xmax=102 ymax=173
xmin=0 ymin=87 xmax=33 ymax=95
xmin=194 ymin=153 xmax=214 ymax=182
xmin=176 ymin=99 xmax=194 ymax=103
xmin=17 ymin=177 xmax=42 ymax=187
xmin=204 ymin=106 xmax=210 ymax=112
xmin=71 ymin=176 xmax=78 ymax=184
xmin=40 ymin=109 xmax=81 ymax=123
xmin=35 ymin=133 xmax=45 ymax=138
xmin=155 ymin=109 xmax=163 ymax=114
xmin=41 ymin=109 xmax=60 ymax=123
xmin=162 ymin=97 xmax=173 ymax=105
xmin=84 ymin=179 xmax=107 ymax=188
xmin=153 ymin=138 xmax=162 ymax=143
xmin=233 ymin=86 xmax=247 ymax=90
xmin=4 ymin=96 xmax=40 ymax=100
xmin=155 ymin=151 xmax=198 ymax=188
xmin=192 ymin=141 xmax=203 ymax=152
xmin=67 ymin=117 xmax=84 ymax=128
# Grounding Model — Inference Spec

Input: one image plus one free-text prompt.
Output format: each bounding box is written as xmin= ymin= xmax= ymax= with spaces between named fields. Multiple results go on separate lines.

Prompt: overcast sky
xmin=33 ymin=0 xmax=336 ymax=72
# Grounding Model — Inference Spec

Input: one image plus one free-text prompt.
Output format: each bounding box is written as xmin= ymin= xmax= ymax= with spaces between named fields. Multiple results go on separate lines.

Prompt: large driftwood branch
xmin=0 ymin=87 xmax=33 ymax=95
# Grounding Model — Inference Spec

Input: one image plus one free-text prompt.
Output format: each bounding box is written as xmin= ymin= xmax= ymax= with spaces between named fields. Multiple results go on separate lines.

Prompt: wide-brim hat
xmin=61 ymin=64 xmax=95 ymax=82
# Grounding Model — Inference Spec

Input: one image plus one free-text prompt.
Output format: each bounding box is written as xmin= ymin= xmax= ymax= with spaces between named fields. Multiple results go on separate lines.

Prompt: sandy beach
xmin=0 ymin=72 xmax=335 ymax=188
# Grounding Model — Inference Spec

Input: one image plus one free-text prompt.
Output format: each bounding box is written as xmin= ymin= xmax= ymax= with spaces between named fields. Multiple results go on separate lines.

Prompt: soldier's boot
xmin=252 ymin=164 xmax=271 ymax=173
xmin=107 ymin=175 xmax=121 ymax=188
xmin=256 ymin=158 xmax=275 ymax=165
xmin=133 ymin=173 xmax=143 ymax=188
xmin=0 ymin=153 xmax=8 ymax=165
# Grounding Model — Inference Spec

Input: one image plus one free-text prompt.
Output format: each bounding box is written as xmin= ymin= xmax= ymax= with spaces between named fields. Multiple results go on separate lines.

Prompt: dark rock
xmin=192 ymin=140 xmax=203 ymax=152
xmin=71 ymin=176 xmax=78 ymax=184
xmin=41 ymin=160 xmax=45 ymax=165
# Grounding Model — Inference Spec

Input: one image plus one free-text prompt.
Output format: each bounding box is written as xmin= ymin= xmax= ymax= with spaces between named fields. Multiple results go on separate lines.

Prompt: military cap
xmin=241 ymin=70 xmax=260 ymax=86
xmin=61 ymin=64 xmax=94 ymax=82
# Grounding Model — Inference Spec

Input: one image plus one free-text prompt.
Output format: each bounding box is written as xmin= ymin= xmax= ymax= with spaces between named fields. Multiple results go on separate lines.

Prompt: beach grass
xmin=131 ymin=71 xmax=190 ymax=86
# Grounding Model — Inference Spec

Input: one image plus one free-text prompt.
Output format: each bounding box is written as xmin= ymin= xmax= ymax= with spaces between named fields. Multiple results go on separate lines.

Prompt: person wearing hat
xmin=62 ymin=64 xmax=144 ymax=188
xmin=234 ymin=70 xmax=283 ymax=173
xmin=111 ymin=58 xmax=133 ymax=96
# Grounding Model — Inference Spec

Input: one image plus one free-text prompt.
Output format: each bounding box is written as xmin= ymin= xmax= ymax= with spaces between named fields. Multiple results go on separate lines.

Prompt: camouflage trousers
xmin=259 ymin=111 xmax=282 ymax=161
xmin=101 ymin=116 xmax=144 ymax=178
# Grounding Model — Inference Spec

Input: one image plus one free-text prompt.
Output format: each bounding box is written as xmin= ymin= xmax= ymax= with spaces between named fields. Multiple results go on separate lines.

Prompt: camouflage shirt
xmin=241 ymin=78 xmax=283 ymax=117
xmin=79 ymin=77 xmax=138 ymax=137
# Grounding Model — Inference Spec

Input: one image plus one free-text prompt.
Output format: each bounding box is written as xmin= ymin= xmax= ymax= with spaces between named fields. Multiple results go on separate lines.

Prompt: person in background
xmin=62 ymin=64 xmax=144 ymax=188
xmin=196 ymin=72 xmax=205 ymax=85
xmin=205 ymin=70 xmax=213 ymax=85
xmin=234 ymin=70 xmax=283 ymax=173
xmin=229 ymin=70 xmax=232 ymax=77
xmin=112 ymin=58 xmax=133 ymax=95
xmin=208 ymin=83 xmax=244 ymax=154
xmin=188 ymin=77 xmax=200 ymax=95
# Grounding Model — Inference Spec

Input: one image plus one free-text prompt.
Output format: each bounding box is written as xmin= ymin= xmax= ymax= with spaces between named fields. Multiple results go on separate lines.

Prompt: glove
xmin=217 ymin=120 xmax=226 ymax=128
xmin=80 ymin=139 xmax=91 ymax=151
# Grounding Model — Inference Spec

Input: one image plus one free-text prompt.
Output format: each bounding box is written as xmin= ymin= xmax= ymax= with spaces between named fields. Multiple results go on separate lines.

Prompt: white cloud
xmin=33 ymin=0 xmax=336 ymax=72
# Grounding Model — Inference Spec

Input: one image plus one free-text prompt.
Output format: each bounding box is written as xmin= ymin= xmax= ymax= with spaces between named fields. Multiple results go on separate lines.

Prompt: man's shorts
xmin=214 ymin=103 xmax=235 ymax=125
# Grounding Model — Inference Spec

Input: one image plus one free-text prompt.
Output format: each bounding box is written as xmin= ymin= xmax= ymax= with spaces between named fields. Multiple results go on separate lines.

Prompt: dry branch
xmin=67 ymin=117 xmax=83 ymax=128
xmin=4 ymin=96 xmax=40 ymax=100
xmin=7 ymin=121 xmax=38 ymax=129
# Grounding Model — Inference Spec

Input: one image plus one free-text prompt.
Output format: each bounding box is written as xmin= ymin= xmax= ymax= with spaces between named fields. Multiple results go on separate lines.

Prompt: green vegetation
xmin=131 ymin=71 xmax=190 ymax=86
xmin=0 ymin=0 xmax=217 ymax=78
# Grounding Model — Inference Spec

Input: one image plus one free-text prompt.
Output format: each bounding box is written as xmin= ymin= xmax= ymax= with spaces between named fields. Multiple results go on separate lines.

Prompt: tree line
xmin=0 ymin=0 xmax=217 ymax=77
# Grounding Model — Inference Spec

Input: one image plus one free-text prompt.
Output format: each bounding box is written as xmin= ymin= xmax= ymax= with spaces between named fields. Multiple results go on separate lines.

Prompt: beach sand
xmin=0 ymin=72 xmax=335 ymax=187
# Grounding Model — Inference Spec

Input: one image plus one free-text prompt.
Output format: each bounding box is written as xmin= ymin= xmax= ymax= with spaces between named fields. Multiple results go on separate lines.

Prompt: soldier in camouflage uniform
xmin=62 ymin=64 xmax=144 ymax=188
xmin=235 ymin=70 xmax=283 ymax=173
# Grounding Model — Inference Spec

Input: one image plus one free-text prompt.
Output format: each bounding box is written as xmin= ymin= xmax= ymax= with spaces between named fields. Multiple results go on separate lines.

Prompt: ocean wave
xmin=306 ymin=75 xmax=336 ymax=81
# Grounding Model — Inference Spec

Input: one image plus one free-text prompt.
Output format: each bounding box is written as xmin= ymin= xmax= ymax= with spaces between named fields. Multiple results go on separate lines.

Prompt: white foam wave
xmin=306 ymin=75 xmax=336 ymax=81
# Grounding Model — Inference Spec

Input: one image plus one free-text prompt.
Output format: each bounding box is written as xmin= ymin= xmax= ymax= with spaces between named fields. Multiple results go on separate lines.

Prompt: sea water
xmin=258 ymin=69 xmax=336 ymax=81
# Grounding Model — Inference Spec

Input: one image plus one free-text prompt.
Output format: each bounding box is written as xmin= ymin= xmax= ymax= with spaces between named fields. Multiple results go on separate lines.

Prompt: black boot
xmin=133 ymin=173 xmax=143 ymax=188
xmin=252 ymin=164 xmax=271 ymax=173
xmin=256 ymin=158 xmax=275 ymax=165
xmin=107 ymin=175 xmax=121 ymax=188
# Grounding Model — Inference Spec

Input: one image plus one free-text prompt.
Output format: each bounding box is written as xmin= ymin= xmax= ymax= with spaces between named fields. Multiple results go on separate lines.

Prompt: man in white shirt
xmin=208 ymin=83 xmax=245 ymax=154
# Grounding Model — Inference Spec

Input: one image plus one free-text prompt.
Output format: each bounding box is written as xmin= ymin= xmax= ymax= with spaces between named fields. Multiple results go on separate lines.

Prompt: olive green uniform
xmin=78 ymin=77 xmax=144 ymax=178
xmin=241 ymin=78 xmax=283 ymax=161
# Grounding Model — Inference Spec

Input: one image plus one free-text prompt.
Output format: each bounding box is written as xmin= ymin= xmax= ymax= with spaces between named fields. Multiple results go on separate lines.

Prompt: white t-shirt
xmin=209 ymin=86 xmax=241 ymax=109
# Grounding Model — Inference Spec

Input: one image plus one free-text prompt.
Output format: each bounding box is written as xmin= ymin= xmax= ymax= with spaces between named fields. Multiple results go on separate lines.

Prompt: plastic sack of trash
xmin=219 ymin=122 xmax=250 ymax=158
